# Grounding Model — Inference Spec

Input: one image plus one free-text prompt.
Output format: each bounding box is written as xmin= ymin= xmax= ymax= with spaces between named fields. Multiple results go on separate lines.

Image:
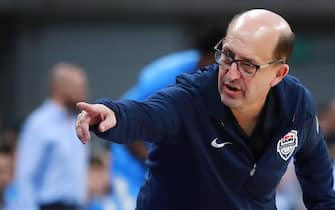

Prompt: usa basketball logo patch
xmin=277 ymin=130 xmax=298 ymax=161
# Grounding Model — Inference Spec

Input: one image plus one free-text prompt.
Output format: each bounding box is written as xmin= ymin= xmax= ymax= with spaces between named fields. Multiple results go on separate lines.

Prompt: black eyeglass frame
xmin=213 ymin=38 xmax=285 ymax=77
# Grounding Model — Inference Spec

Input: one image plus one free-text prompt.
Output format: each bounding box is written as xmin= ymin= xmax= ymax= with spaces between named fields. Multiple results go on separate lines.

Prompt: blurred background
xmin=0 ymin=1 xmax=334 ymax=210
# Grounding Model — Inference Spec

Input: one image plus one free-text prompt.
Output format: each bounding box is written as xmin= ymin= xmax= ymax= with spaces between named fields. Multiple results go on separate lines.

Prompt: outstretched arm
xmin=76 ymin=71 xmax=204 ymax=145
xmin=75 ymin=102 xmax=117 ymax=144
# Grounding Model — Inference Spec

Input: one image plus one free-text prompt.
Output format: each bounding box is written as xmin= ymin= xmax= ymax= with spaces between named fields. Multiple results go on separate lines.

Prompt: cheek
xmin=217 ymin=70 xmax=224 ymax=90
xmin=218 ymin=68 xmax=224 ymax=82
xmin=70 ymin=87 xmax=87 ymax=101
xmin=247 ymin=79 xmax=270 ymax=99
xmin=218 ymin=68 xmax=229 ymax=86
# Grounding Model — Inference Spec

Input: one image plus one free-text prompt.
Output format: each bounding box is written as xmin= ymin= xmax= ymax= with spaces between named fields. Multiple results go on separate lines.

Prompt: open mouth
xmin=226 ymin=84 xmax=239 ymax=92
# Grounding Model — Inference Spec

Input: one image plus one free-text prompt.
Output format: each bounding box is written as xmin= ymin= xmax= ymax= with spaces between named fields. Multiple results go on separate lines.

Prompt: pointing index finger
xmin=77 ymin=102 xmax=97 ymax=116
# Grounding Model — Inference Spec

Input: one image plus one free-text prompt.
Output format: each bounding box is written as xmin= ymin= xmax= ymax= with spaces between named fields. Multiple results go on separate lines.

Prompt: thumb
xmin=98 ymin=111 xmax=117 ymax=132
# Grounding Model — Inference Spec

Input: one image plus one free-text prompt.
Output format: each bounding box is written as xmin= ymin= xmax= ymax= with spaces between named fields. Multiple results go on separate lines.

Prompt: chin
xmin=64 ymin=100 xmax=80 ymax=114
xmin=220 ymin=94 xmax=241 ymax=109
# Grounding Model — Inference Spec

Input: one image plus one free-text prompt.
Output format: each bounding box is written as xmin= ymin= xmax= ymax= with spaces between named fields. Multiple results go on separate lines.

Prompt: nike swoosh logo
xmin=211 ymin=137 xmax=233 ymax=148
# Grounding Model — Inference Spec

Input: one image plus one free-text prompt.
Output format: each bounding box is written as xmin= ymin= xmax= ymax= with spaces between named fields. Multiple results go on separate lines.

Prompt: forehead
xmin=224 ymin=35 xmax=277 ymax=63
xmin=225 ymin=24 xmax=279 ymax=62
xmin=223 ymin=37 xmax=259 ymax=62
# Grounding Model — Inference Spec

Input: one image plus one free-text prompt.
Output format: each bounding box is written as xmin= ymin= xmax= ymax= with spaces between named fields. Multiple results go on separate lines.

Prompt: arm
xmin=76 ymin=84 xmax=192 ymax=145
xmin=294 ymin=116 xmax=335 ymax=209
xmin=96 ymin=91 xmax=184 ymax=144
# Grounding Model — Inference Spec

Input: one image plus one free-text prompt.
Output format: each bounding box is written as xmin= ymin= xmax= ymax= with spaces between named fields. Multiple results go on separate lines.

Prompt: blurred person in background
xmin=75 ymin=9 xmax=335 ymax=210
xmin=9 ymin=62 xmax=89 ymax=210
xmin=1 ymin=121 xmax=21 ymax=159
xmin=328 ymin=99 xmax=335 ymax=140
xmin=86 ymin=154 xmax=121 ymax=210
xmin=319 ymin=100 xmax=335 ymax=190
xmin=327 ymin=137 xmax=335 ymax=190
xmin=109 ymin=25 xmax=223 ymax=210
xmin=0 ymin=142 xmax=15 ymax=209
xmin=318 ymin=102 xmax=335 ymax=158
xmin=317 ymin=102 xmax=334 ymax=139
xmin=0 ymin=122 xmax=21 ymax=209
xmin=276 ymin=161 xmax=306 ymax=210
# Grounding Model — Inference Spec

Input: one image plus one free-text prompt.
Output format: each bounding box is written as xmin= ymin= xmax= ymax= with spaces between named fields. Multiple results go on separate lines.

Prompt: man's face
xmin=63 ymin=72 xmax=88 ymax=113
xmin=0 ymin=153 xmax=13 ymax=190
xmin=217 ymin=35 xmax=279 ymax=110
xmin=88 ymin=166 xmax=109 ymax=198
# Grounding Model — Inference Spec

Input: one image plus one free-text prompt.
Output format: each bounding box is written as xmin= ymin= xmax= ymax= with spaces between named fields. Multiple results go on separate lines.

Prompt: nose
xmin=225 ymin=62 xmax=241 ymax=80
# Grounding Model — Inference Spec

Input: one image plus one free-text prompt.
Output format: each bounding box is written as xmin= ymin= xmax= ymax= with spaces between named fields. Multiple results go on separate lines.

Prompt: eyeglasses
xmin=214 ymin=39 xmax=285 ymax=77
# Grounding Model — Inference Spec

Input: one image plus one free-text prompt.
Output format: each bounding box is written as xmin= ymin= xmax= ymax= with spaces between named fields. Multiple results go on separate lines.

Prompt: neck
xmin=51 ymin=95 xmax=70 ymax=113
xmin=52 ymin=95 xmax=65 ymax=107
xmin=230 ymin=96 xmax=267 ymax=137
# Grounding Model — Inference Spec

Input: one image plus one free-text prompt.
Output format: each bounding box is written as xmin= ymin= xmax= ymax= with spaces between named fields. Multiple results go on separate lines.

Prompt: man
xmin=12 ymin=63 xmax=89 ymax=210
xmin=75 ymin=9 xmax=335 ymax=210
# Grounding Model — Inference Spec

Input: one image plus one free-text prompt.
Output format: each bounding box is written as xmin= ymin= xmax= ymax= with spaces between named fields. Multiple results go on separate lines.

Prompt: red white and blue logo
xmin=277 ymin=130 xmax=298 ymax=161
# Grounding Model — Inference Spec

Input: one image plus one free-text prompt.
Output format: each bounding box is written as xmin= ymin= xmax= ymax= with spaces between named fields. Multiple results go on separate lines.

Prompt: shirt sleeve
xmin=94 ymin=83 xmax=194 ymax=145
xmin=294 ymin=115 xmax=335 ymax=209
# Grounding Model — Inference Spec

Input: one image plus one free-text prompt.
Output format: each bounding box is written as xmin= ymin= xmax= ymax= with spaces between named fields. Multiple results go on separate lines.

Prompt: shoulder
xmin=21 ymin=101 xmax=62 ymax=135
xmin=175 ymin=64 xmax=218 ymax=91
xmin=282 ymin=75 xmax=315 ymax=109
xmin=145 ymin=64 xmax=218 ymax=106
xmin=277 ymin=75 xmax=316 ymax=121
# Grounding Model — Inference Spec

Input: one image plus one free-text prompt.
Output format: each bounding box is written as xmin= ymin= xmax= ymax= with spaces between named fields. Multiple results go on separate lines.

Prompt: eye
xmin=240 ymin=61 xmax=255 ymax=68
xmin=240 ymin=61 xmax=256 ymax=74
xmin=223 ymin=49 xmax=234 ymax=59
xmin=221 ymin=50 xmax=234 ymax=64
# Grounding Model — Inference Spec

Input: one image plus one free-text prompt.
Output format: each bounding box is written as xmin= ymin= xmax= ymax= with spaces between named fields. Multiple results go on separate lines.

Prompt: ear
xmin=270 ymin=64 xmax=289 ymax=87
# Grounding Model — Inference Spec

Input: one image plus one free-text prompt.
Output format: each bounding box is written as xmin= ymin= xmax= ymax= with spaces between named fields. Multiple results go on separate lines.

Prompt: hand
xmin=75 ymin=102 xmax=117 ymax=144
